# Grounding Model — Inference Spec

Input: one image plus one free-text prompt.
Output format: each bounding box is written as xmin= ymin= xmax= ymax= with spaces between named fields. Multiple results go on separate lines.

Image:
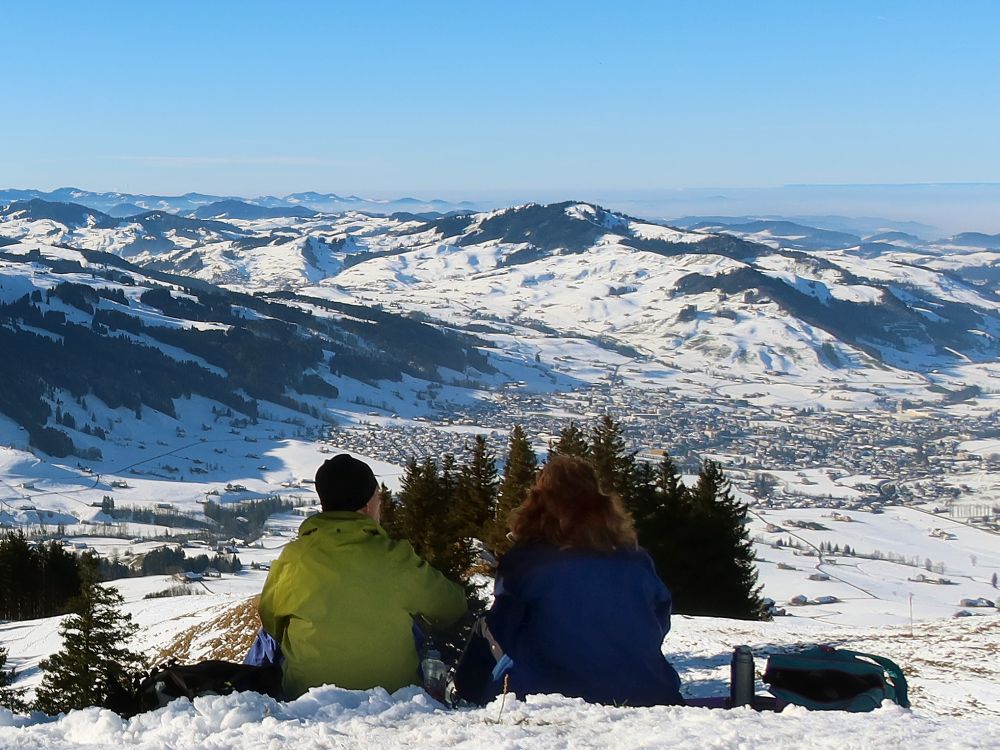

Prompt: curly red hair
xmin=509 ymin=455 xmax=638 ymax=552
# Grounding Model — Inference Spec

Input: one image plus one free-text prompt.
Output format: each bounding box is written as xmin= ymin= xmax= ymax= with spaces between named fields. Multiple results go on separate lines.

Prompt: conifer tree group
xmin=0 ymin=532 xmax=86 ymax=621
xmin=386 ymin=415 xmax=766 ymax=621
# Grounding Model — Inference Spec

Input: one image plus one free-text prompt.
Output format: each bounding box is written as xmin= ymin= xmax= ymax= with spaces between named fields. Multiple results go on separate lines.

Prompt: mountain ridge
xmin=3 ymin=197 xmax=1000 ymax=404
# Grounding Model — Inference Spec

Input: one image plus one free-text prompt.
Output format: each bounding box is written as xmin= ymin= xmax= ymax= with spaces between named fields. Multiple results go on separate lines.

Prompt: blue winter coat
xmin=485 ymin=543 xmax=683 ymax=707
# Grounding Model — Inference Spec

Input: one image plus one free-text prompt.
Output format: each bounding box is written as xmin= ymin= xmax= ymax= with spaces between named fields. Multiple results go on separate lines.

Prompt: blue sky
xmin=1 ymin=1 xmax=998 ymax=198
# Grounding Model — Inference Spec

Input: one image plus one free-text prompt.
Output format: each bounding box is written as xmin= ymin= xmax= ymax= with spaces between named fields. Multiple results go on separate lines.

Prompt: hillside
xmin=0 ymin=242 xmax=493 ymax=458
xmin=4 ymin=199 xmax=998 ymax=404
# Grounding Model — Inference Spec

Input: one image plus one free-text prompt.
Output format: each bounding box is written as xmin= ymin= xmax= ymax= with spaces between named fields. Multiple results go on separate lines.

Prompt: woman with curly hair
xmin=480 ymin=454 xmax=684 ymax=706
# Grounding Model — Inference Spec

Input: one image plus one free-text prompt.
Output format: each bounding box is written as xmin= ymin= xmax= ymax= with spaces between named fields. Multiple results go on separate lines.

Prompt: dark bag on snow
xmin=452 ymin=617 xmax=506 ymax=706
xmin=138 ymin=659 xmax=283 ymax=712
xmin=763 ymin=646 xmax=909 ymax=712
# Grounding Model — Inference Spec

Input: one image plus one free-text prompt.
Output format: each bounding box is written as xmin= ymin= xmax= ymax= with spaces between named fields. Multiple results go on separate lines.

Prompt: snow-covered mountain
xmin=4 ymin=198 xmax=1000 ymax=403
xmin=0 ymin=241 xmax=494 ymax=459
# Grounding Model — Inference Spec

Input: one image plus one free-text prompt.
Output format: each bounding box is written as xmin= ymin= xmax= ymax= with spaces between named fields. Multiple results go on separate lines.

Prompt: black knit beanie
xmin=315 ymin=454 xmax=379 ymax=512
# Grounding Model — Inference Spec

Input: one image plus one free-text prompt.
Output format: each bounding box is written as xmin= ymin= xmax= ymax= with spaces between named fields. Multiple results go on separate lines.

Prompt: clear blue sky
xmin=2 ymin=0 xmax=998 ymax=198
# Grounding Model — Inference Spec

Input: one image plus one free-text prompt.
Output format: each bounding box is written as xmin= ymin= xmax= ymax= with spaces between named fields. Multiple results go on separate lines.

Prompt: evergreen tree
xmin=626 ymin=460 xmax=660 ymax=530
xmin=394 ymin=457 xmax=485 ymax=663
xmin=0 ymin=646 xmax=27 ymax=713
xmin=681 ymin=460 xmax=765 ymax=619
xmin=628 ymin=454 xmax=687 ymax=530
xmin=455 ymin=435 xmax=498 ymax=539
xmin=437 ymin=453 xmax=462 ymax=557
xmin=486 ymin=425 xmax=537 ymax=555
xmin=0 ymin=532 xmax=84 ymax=621
xmin=395 ymin=457 xmax=473 ymax=582
xmin=656 ymin=454 xmax=685 ymax=501
xmin=33 ymin=575 xmax=146 ymax=714
xmin=395 ymin=458 xmax=441 ymax=557
xmin=630 ymin=453 xmax=694 ymax=607
xmin=588 ymin=415 xmax=635 ymax=499
xmin=0 ymin=531 xmax=35 ymax=620
xmin=377 ymin=482 xmax=400 ymax=537
xmin=549 ymin=422 xmax=589 ymax=459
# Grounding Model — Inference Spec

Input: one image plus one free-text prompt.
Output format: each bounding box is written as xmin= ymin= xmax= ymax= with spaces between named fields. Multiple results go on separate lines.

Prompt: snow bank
xmin=1 ymin=685 xmax=997 ymax=750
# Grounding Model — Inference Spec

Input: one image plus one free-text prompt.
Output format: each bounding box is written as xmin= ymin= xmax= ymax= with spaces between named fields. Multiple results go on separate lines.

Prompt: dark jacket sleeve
xmin=484 ymin=552 xmax=527 ymax=651
xmin=644 ymin=551 xmax=673 ymax=637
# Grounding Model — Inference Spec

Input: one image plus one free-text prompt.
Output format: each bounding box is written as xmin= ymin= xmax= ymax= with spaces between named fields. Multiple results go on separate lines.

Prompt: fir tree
xmin=631 ymin=453 xmax=687 ymax=530
xmin=656 ymin=454 xmax=685 ymax=501
xmin=455 ymin=435 xmax=499 ymax=540
xmin=630 ymin=453 xmax=694 ymax=609
xmin=377 ymin=482 xmax=400 ymax=537
xmin=682 ymin=460 xmax=765 ymax=619
xmin=440 ymin=453 xmax=459 ymax=503
xmin=395 ymin=457 xmax=473 ymax=583
xmin=588 ymin=415 xmax=635 ymax=499
xmin=549 ymin=421 xmax=589 ymax=459
xmin=0 ymin=645 xmax=27 ymax=713
xmin=33 ymin=575 xmax=146 ymax=714
xmin=394 ymin=457 xmax=485 ymax=663
xmin=626 ymin=460 xmax=660 ymax=529
xmin=487 ymin=425 xmax=537 ymax=555
xmin=0 ymin=532 xmax=84 ymax=621
xmin=396 ymin=458 xmax=443 ymax=558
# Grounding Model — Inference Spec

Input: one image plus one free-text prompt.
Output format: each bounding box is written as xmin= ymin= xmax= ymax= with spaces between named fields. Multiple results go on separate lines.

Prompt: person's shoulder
xmin=378 ymin=534 xmax=432 ymax=568
xmin=610 ymin=545 xmax=659 ymax=573
xmin=498 ymin=542 xmax=561 ymax=575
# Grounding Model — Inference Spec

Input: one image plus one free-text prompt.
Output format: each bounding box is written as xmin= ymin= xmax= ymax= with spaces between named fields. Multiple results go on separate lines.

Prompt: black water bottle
xmin=730 ymin=645 xmax=755 ymax=708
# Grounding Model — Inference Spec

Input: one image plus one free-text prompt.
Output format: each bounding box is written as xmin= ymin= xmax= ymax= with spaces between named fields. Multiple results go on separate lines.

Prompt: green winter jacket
xmin=259 ymin=512 xmax=467 ymax=698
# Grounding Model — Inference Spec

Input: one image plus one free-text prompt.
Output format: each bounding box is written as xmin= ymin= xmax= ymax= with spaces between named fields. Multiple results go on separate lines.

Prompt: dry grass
xmin=155 ymin=595 xmax=263 ymax=664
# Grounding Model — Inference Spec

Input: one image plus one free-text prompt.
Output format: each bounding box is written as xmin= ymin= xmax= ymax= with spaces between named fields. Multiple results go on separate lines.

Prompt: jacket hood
xmin=297 ymin=511 xmax=386 ymax=545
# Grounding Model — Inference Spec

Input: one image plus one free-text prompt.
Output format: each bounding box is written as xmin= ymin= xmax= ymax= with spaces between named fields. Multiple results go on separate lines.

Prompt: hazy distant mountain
xmin=189 ymin=200 xmax=318 ymax=220
xmin=0 ymin=187 xmax=481 ymax=218
xmin=670 ymin=214 xmax=941 ymax=241
xmin=864 ymin=231 xmax=926 ymax=246
xmin=106 ymin=202 xmax=147 ymax=218
xmin=687 ymin=219 xmax=862 ymax=250
xmin=948 ymin=232 xmax=1000 ymax=250
xmin=0 ymin=198 xmax=111 ymax=227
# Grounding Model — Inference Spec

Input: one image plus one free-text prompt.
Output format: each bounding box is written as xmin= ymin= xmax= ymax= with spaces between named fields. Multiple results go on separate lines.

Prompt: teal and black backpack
xmin=763 ymin=646 xmax=909 ymax=712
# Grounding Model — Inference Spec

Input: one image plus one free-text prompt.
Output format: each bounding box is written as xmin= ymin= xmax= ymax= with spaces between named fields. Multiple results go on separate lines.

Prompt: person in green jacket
xmin=258 ymin=453 xmax=467 ymax=699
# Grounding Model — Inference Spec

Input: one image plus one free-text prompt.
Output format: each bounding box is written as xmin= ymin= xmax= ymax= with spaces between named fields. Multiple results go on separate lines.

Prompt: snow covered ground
xmin=1 ymin=593 xmax=998 ymax=748
xmin=2 ymin=686 xmax=997 ymax=750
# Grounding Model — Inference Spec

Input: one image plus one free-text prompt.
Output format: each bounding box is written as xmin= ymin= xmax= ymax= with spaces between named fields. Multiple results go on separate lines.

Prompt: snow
xmin=3 ymin=688 xmax=998 ymax=750
xmin=2 ymin=607 xmax=999 ymax=748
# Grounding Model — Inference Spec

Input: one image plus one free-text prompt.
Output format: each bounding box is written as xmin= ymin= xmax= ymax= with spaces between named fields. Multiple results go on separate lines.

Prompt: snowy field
xmin=1 ymin=591 xmax=998 ymax=749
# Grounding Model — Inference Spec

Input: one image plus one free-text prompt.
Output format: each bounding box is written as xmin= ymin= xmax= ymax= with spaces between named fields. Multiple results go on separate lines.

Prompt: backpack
xmin=137 ymin=659 xmax=283 ymax=713
xmin=763 ymin=646 xmax=909 ymax=712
